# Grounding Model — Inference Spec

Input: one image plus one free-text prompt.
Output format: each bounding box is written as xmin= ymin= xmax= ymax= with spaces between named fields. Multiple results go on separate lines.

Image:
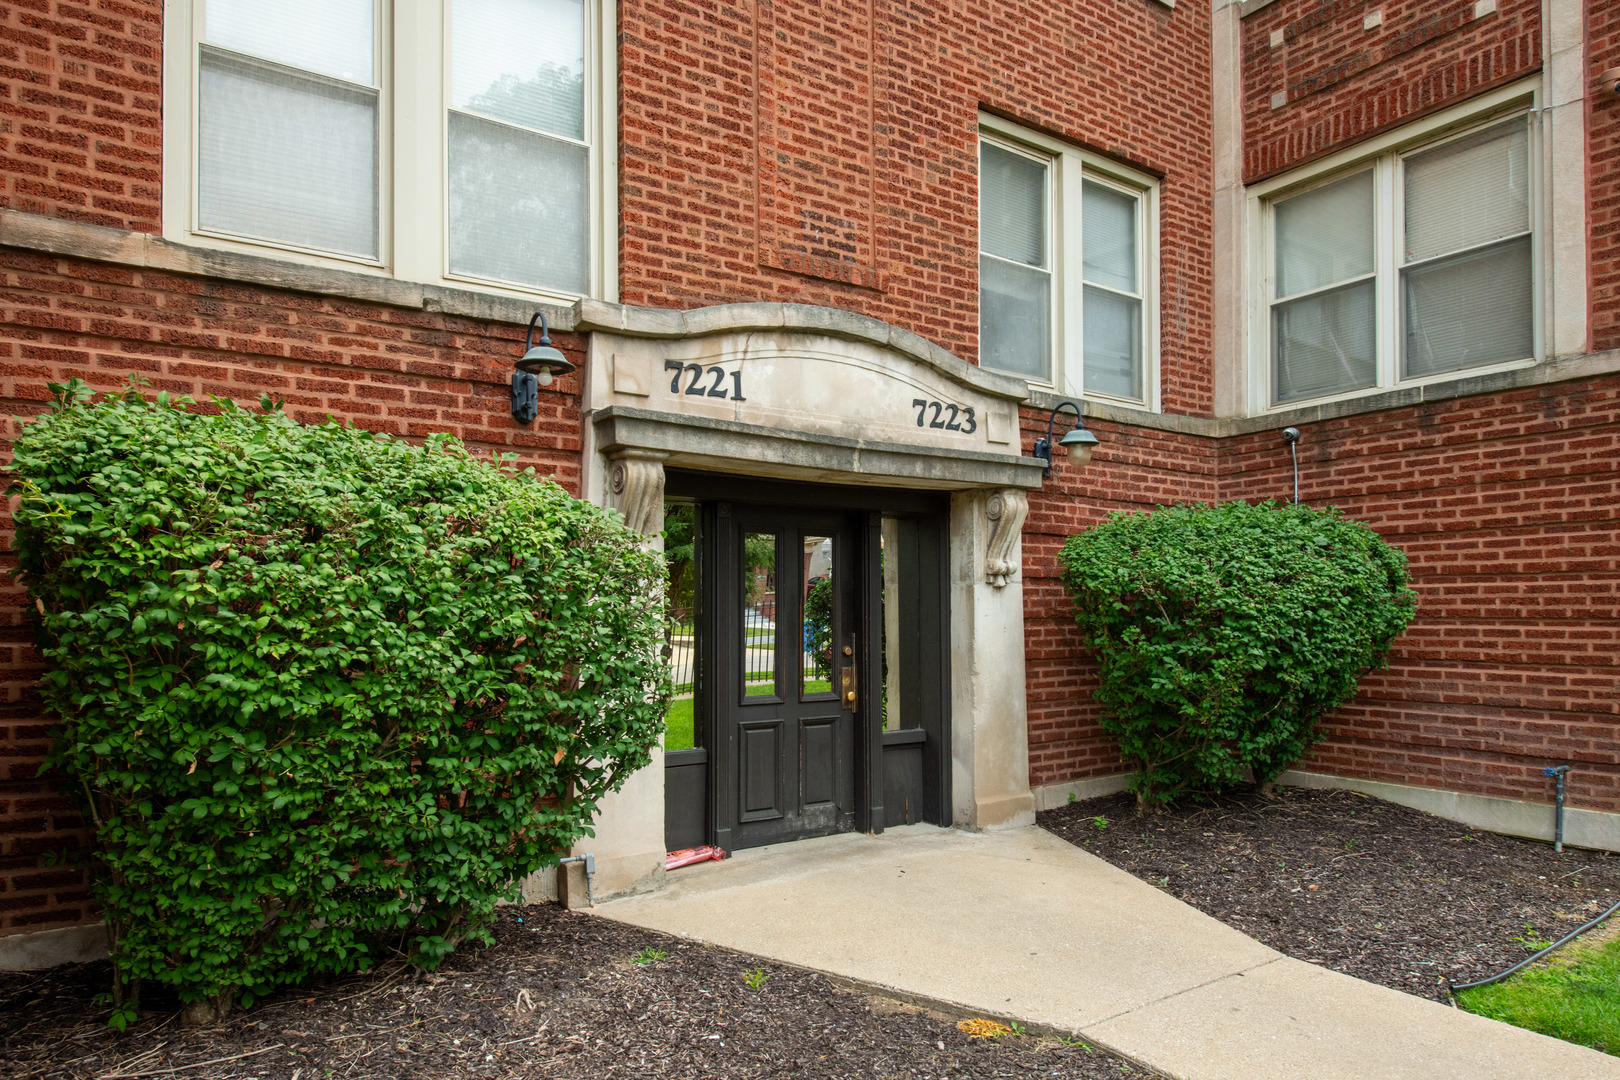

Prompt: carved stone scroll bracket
xmin=608 ymin=449 xmax=668 ymax=538
xmin=983 ymin=488 xmax=1029 ymax=588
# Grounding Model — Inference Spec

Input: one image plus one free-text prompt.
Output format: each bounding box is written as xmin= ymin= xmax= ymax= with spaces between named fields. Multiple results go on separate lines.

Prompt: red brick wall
xmin=1020 ymin=409 xmax=1221 ymax=789
xmin=1027 ymin=374 xmax=1620 ymax=811
xmin=0 ymin=248 xmax=583 ymax=935
xmin=618 ymin=0 xmax=1218 ymax=415
xmin=0 ymin=0 xmax=161 ymax=232
xmin=1243 ymin=0 xmax=1541 ymax=182
xmin=1593 ymin=0 xmax=1620 ymax=352
xmin=1217 ymin=378 xmax=1620 ymax=816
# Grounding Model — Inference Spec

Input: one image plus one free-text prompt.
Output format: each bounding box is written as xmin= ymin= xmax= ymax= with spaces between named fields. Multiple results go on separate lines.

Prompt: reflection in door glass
xmin=743 ymin=532 xmax=777 ymax=697
xmin=881 ymin=518 xmax=898 ymax=729
xmin=801 ymin=535 xmax=834 ymax=698
xmin=663 ymin=503 xmax=698 ymax=750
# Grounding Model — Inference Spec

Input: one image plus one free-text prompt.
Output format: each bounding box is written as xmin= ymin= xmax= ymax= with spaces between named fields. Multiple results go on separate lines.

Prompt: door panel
xmin=716 ymin=507 xmax=858 ymax=850
xmin=800 ymin=717 xmax=838 ymax=806
xmin=740 ymin=721 xmax=783 ymax=820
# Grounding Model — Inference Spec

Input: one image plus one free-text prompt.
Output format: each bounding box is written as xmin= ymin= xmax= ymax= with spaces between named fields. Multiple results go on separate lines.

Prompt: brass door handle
xmin=838 ymin=638 xmax=857 ymax=713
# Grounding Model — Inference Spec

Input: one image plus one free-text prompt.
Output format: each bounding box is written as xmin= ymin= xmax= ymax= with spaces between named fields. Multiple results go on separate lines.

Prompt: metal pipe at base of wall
xmin=557 ymin=853 xmax=596 ymax=907
xmin=1543 ymin=766 xmax=1571 ymax=853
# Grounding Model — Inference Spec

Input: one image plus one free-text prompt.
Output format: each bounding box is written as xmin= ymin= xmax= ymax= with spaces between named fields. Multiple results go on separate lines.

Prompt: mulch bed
xmin=1040 ymin=785 xmax=1620 ymax=1002
xmin=0 ymin=904 xmax=1140 ymax=1080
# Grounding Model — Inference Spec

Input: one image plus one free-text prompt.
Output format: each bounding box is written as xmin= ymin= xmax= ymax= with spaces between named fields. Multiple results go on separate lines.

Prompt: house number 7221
xmin=665 ymin=360 xmax=745 ymax=401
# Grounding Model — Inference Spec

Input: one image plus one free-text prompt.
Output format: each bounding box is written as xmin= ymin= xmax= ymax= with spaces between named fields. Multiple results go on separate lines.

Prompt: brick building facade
xmin=0 ymin=0 xmax=1613 ymax=962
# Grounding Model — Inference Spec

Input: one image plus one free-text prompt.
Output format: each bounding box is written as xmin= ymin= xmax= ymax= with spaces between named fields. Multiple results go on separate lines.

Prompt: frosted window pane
xmin=198 ymin=50 xmax=378 ymax=259
xmin=449 ymin=111 xmax=589 ymax=293
xmin=1405 ymin=118 xmax=1529 ymax=263
xmin=1083 ymin=181 xmax=1136 ymax=293
xmin=980 ymin=143 xmax=1047 ymax=268
xmin=452 ymin=0 xmax=585 ymax=140
xmin=980 ymin=255 xmax=1051 ymax=380
xmin=1274 ymin=170 xmax=1373 ymax=298
xmin=1083 ymin=286 xmax=1142 ymax=400
xmin=1403 ymin=236 xmax=1532 ymax=377
xmin=1273 ymin=280 xmax=1376 ymax=403
xmin=207 ymin=0 xmax=374 ymax=85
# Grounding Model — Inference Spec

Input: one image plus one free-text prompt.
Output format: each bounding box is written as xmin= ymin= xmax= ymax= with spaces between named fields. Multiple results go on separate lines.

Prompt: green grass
xmin=1457 ymin=927 xmax=1620 ymax=1055
xmin=665 ymin=696 xmax=694 ymax=751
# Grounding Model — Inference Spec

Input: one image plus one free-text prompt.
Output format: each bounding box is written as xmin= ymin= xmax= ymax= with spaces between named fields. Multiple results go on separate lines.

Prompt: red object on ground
xmin=665 ymin=846 xmax=728 ymax=870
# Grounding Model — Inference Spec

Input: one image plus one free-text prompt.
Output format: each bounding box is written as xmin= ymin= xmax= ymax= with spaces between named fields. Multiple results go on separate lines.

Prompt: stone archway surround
xmin=563 ymin=301 xmax=1053 ymax=900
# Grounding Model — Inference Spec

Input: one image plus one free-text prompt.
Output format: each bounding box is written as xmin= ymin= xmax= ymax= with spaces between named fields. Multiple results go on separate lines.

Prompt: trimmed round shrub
xmin=1059 ymin=501 xmax=1415 ymax=810
xmin=10 ymin=382 xmax=668 ymax=1020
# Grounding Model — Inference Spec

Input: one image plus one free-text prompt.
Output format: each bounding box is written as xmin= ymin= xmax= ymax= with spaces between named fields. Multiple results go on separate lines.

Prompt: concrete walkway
xmin=595 ymin=824 xmax=1620 ymax=1079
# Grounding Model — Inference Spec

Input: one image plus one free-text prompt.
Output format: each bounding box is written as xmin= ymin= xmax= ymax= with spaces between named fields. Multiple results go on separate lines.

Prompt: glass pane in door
xmin=801 ymin=534 xmax=835 ymax=698
xmin=742 ymin=532 xmax=777 ymax=697
xmin=662 ymin=502 xmax=698 ymax=750
xmin=881 ymin=517 xmax=898 ymax=729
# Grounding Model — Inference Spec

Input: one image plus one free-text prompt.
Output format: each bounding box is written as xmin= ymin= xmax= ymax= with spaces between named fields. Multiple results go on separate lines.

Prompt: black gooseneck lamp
xmin=1281 ymin=426 xmax=1301 ymax=504
xmin=1032 ymin=400 xmax=1100 ymax=478
xmin=511 ymin=311 xmax=577 ymax=423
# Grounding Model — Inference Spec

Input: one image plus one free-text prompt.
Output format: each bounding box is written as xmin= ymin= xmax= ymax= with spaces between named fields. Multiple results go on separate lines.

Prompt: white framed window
xmin=977 ymin=115 xmax=1159 ymax=409
xmin=1251 ymin=88 xmax=1539 ymax=410
xmin=162 ymin=0 xmax=618 ymax=305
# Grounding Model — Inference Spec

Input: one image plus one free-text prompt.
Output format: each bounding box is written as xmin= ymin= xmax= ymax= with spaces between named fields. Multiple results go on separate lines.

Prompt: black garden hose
xmin=1449 ymin=898 xmax=1620 ymax=997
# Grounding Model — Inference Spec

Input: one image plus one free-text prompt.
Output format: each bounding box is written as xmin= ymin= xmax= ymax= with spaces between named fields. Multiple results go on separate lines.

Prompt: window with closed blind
xmin=1262 ymin=111 xmax=1536 ymax=408
xmin=196 ymin=0 xmax=380 ymax=261
xmin=165 ymin=0 xmax=616 ymax=304
xmin=977 ymin=117 xmax=1158 ymax=407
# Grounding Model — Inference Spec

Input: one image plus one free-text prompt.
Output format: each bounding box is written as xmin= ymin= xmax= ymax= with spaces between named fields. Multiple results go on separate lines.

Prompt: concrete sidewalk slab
xmin=594 ymin=824 xmax=1620 ymax=1080
xmin=1087 ymin=954 xmax=1608 ymax=1080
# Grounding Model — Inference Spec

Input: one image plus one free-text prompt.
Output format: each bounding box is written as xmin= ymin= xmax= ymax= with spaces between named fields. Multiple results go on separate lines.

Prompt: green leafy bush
xmin=11 ymin=381 xmax=668 ymax=1020
xmin=1059 ymin=501 xmax=1414 ymax=809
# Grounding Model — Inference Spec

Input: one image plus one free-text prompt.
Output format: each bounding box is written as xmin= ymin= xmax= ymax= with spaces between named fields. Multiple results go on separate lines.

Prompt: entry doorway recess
xmin=662 ymin=472 xmax=950 ymax=853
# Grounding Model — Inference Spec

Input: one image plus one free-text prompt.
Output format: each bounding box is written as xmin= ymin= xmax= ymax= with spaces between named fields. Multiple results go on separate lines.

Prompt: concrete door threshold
xmin=592 ymin=824 xmax=1620 ymax=1080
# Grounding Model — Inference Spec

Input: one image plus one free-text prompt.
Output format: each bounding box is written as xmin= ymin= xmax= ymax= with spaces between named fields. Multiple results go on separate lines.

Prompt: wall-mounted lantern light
xmin=1032 ymin=400 xmax=1100 ymax=477
xmin=511 ymin=311 xmax=577 ymax=423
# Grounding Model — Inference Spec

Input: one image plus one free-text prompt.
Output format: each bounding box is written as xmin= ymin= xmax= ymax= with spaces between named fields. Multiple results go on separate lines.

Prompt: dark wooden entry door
xmin=712 ymin=505 xmax=859 ymax=850
xmin=661 ymin=472 xmax=953 ymax=856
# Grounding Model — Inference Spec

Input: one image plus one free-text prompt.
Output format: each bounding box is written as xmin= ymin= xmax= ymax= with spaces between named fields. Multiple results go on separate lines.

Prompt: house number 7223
xmin=665 ymin=360 xmax=745 ymax=401
xmin=912 ymin=398 xmax=976 ymax=434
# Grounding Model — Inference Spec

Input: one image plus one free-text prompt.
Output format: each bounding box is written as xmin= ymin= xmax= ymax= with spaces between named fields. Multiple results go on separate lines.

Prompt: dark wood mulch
xmin=1040 ymin=785 xmax=1620 ymax=1002
xmin=0 ymin=904 xmax=1143 ymax=1080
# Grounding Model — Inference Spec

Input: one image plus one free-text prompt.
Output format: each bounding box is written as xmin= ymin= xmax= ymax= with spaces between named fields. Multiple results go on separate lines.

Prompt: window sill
xmin=1018 ymin=349 xmax=1620 ymax=439
xmin=1262 ymin=355 xmax=1539 ymax=416
xmin=0 ymin=209 xmax=580 ymax=331
xmin=1236 ymin=351 xmax=1620 ymax=430
xmin=1024 ymin=386 xmax=1159 ymax=418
